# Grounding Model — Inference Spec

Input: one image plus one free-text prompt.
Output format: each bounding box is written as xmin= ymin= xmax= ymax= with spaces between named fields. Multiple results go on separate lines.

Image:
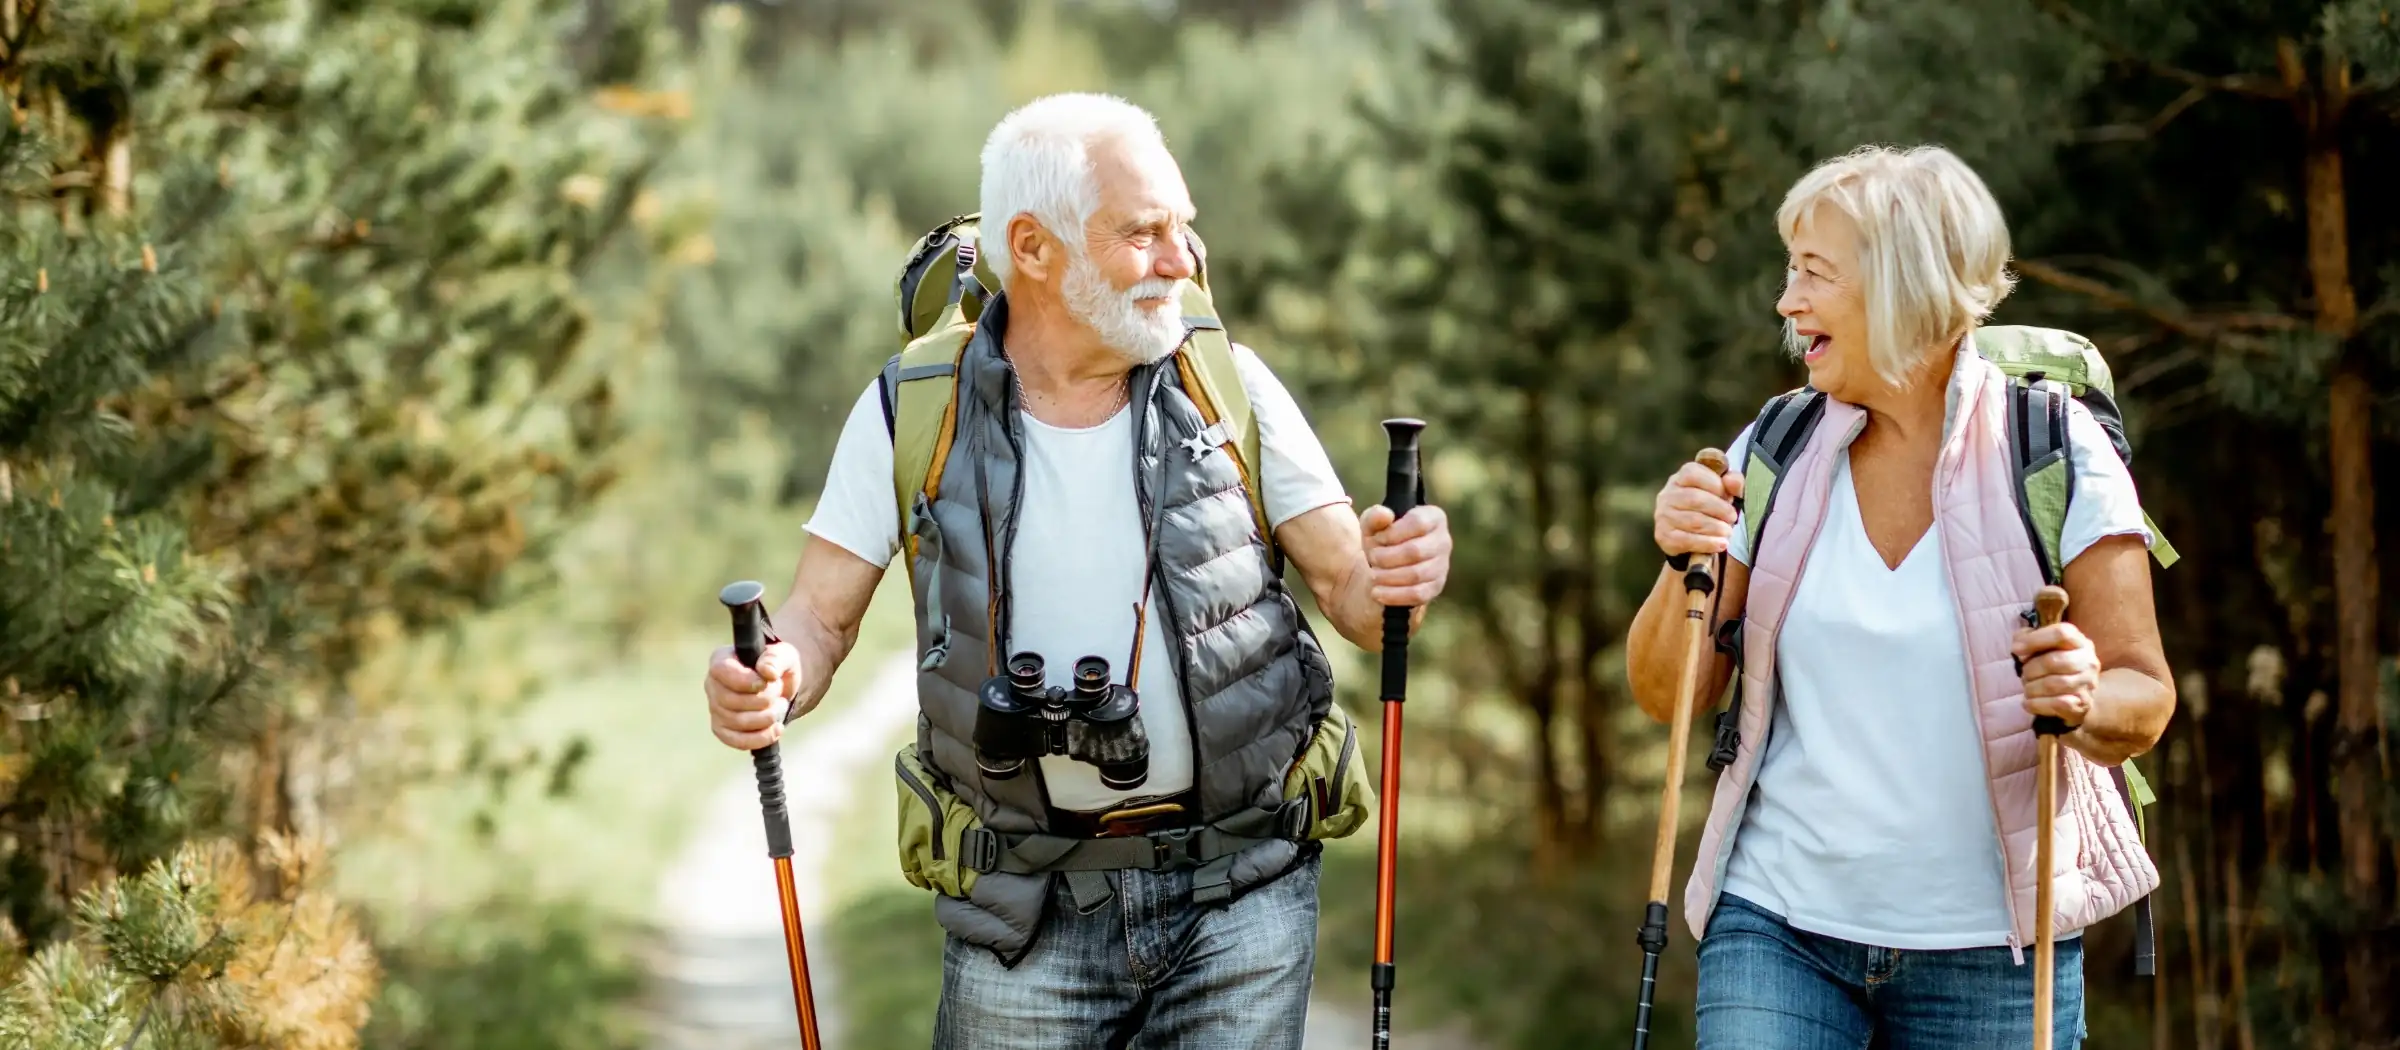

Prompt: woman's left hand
xmin=2013 ymin=620 xmax=2101 ymax=727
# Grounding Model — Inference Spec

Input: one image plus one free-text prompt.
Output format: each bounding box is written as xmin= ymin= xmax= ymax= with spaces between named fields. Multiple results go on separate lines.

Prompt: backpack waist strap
xmin=961 ymin=798 xmax=1310 ymax=904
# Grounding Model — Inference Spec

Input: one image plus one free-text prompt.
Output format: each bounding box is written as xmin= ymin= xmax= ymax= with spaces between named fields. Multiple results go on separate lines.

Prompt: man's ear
xmin=1006 ymin=213 xmax=1057 ymax=285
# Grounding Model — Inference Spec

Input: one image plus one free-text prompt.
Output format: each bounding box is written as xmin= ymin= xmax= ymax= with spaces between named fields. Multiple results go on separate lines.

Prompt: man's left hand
xmin=2013 ymin=619 xmax=2100 ymax=728
xmin=1360 ymin=503 xmax=1452 ymax=608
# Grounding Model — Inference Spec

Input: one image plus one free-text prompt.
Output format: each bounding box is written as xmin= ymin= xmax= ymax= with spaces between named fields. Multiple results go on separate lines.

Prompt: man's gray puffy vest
xmin=885 ymin=294 xmax=1336 ymax=965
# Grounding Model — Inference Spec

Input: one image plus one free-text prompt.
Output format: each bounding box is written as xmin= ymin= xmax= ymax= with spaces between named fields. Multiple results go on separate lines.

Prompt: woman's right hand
xmin=1654 ymin=459 xmax=1746 ymax=558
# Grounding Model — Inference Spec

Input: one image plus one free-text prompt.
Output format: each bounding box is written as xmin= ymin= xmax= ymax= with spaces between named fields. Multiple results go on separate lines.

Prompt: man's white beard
xmin=1061 ymin=252 xmax=1188 ymax=365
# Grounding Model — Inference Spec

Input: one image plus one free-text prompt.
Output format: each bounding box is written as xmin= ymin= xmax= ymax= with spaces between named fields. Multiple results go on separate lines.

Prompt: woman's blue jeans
xmin=1696 ymin=892 xmax=2086 ymax=1048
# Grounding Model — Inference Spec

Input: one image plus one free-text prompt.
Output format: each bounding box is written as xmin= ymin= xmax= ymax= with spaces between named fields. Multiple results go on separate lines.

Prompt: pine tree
xmin=0 ymin=0 xmax=682 ymax=1044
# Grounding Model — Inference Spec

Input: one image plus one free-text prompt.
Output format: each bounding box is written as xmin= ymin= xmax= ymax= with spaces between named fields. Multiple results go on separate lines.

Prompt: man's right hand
xmin=1653 ymin=459 xmax=1745 ymax=559
xmin=707 ymin=641 xmax=803 ymax=750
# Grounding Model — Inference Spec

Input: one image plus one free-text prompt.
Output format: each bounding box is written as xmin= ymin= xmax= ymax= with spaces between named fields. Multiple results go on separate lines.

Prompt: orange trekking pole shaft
xmin=1631 ymin=448 xmax=1727 ymax=1050
xmin=1370 ymin=417 xmax=1426 ymax=1050
xmin=719 ymin=581 xmax=825 ymax=1050
xmin=2029 ymin=584 xmax=2069 ymax=1050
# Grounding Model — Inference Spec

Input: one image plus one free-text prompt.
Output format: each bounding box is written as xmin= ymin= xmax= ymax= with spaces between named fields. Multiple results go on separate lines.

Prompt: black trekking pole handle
xmin=1371 ymin=417 xmax=1426 ymax=1050
xmin=720 ymin=580 xmax=794 ymax=861
xmin=718 ymin=579 xmax=824 ymax=1048
xmin=1380 ymin=417 xmax=1425 ymax=693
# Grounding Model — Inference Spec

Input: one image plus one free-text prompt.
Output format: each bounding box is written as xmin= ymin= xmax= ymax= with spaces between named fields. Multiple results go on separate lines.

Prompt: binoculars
xmin=972 ymin=651 xmax=1149 ymax=790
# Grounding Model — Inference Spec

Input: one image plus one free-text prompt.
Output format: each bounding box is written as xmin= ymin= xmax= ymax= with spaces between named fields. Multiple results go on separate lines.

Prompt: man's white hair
xmin=1777 ymin=144 xmax=2017 ymax=385
xmin=978 ymin=92 xmax=1169 ymax=289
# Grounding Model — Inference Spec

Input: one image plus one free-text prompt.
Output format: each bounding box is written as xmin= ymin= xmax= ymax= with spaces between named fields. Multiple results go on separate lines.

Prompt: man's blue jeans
xmin=1696 ymin=892 xmax=2086 ymax=1048
xmin=931 ymin=850 xmax=1320 ymax=1049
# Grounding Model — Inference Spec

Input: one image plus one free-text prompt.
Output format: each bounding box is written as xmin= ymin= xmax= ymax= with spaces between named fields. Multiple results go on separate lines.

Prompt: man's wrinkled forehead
xmin=1089 ymin=136 xmax=1194 ymax=227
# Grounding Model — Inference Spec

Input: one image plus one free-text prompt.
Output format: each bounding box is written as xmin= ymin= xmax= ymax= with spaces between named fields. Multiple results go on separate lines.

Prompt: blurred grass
xmin=817 ymin=681 xmax=945 ymax=1050
xmin=339 ymin=615 xmax=762 ymax=1050
xmin=332 ymin=467 xmax=919 ymax=1050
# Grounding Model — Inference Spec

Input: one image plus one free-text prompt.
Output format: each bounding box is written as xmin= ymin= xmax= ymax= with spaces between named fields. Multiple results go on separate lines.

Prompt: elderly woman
xmin=1625 ymin=144 xmax=2176 ymax=1046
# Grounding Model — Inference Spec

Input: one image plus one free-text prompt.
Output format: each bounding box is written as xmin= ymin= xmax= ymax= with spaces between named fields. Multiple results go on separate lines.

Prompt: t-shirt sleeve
xmin=2058 ymin=398 xmax=2153 ymax=568
xmin=801 ymin=378 xmax=903 ymax=568
xmin=1230 ymin=343 xmax=1353 ymax=528
xmin=1723 ymin=422 xmax=1757 ymax=567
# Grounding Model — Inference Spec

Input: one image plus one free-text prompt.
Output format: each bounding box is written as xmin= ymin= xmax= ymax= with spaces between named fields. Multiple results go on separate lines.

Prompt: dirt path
xmin=643 ymin=648 xmax=1475 ymax=1049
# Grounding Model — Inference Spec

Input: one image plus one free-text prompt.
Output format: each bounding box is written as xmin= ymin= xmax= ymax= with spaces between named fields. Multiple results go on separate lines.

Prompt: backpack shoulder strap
xmin=1739 ymin=386 xmax=1827 ymax=560
xmin=2004 ymin=368 xmax=2161 ymax=979
xmin=885 ymin=326 xmax=974 ymax=580
xmin=2006 ymin=373 xmax=2076 ymax=586
xmin=1700 ymin=385 xmax=1823 ymax=775
xmin=1170 ymin=287 xmax=1276 ymax=574
xmin=1170 ymin=228 xmax=1275 ymax=570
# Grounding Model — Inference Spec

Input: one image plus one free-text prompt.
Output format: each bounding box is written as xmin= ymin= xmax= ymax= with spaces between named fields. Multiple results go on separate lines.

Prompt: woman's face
xmin=1775 ymin=204 xmax=1877 ymax=401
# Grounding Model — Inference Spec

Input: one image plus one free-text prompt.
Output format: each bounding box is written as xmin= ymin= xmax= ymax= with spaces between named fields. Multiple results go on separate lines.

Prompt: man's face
xmin=1058 ymin=137 xmax=1199 ymax=365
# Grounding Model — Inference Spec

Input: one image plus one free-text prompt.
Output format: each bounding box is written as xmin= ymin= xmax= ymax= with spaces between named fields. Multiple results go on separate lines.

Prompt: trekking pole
xmin=718 ymin=580 xmax=825 ymax=1050
xmin=2030 ymin=583 xmax=2069 ymax=1050
xmin=1371 ymin=417 xmax=1426 ymax=1050
xmin=1630 ymin=447 xmax=1730 ymax=1050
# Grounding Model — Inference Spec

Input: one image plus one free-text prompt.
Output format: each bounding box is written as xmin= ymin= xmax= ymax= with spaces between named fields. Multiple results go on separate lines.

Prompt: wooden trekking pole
xmin=718 ymin=580 xmax=825 ymax=1050
xmin=1631 ymin=447 xmax=1729 ymax=1050
xmin=1370 ymin=417 xmax=1426 ymax=1050
xmin=2031 ymin=583 xmax=2070 ymax=1050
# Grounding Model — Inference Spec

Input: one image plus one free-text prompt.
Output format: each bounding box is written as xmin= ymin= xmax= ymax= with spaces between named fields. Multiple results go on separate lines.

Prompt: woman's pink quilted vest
xmin=1681 ymin=336 xmax=2160 ymax=961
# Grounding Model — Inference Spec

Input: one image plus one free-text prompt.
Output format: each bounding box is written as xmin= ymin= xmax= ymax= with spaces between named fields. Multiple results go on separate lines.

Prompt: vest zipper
xmin=1927 ymin=381 xmax=2031 ymax=962
xmin=990 ymin=348 xmax=1058 ymax=807
xmin=1132 ymin=362 xmax=1207 ymax=815
xmin=995 ymin=362 xmax=1026 ymax=659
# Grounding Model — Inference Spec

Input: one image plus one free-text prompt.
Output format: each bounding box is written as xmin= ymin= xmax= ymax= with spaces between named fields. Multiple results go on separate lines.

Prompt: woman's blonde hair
xmin=1777 ymin=144 xmax=2017 ymax=385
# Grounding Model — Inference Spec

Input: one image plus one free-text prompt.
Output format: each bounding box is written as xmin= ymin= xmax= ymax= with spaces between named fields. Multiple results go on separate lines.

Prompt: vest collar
xmin=961 ymin=292 xmax=1015 ymax=416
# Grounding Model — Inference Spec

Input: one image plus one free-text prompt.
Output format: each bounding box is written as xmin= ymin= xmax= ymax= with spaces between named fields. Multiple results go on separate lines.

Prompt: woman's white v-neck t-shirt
xmin=1714 ymin=400 xmax=2151 ymax=949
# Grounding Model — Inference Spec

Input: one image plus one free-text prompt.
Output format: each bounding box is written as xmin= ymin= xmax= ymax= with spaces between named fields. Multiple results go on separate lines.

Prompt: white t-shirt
xmin=802 ymin=343 xmax=1353 ymax=812
xmin=1716 ymin=397 xmax=2153 ymax=949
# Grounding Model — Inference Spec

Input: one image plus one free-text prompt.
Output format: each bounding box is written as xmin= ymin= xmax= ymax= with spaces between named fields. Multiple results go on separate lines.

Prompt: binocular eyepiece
xmin=973 ymin=651 xmax=1148 ymax=790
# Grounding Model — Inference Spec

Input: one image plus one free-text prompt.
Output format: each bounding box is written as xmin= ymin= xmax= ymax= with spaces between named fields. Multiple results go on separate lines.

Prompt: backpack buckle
xmin=1150 ymin=826 xmax=1201 ymax=870
xmin=1708 ymin=710 xmax=1741 ymax=773
xmin=1277 ymin=796 xmax=1311 ymax=840
xmin=963 ymin=828 xmax=1002 ymax=874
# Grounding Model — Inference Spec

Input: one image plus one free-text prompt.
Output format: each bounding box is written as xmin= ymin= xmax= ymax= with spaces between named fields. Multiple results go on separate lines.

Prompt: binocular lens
xmin=1007 ymin=651 xmax=1046 ymax=692
xmin=1072 ymin=656 xmax=1110 ymax=697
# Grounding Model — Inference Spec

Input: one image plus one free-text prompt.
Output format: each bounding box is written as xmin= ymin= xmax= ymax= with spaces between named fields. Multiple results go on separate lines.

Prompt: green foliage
xmin=0 ymin=837 xmax=378 ymax=1050
xmin=0 ymin=0 xmax=685 ymax=1043
xmin=821 ymin=888 xmax=948 ymax=1050
xmin=358 ymin=903 xmax=644 ymax=1050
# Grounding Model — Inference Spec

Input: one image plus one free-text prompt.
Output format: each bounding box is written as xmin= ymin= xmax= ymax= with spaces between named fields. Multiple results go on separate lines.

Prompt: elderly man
xmin=702 ymin=92 xmax=1453 ymax=1048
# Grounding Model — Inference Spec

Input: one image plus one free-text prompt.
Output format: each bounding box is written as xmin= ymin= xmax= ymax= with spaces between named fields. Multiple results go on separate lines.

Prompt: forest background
xmin=1 ymin=0 xmax=2395 ymax=1048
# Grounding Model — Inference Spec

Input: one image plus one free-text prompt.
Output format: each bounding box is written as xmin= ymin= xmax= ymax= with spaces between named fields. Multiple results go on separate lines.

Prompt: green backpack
xmin=1715 ymin=324 xmax=2174 ymax=976
xmin=876 ymin=213 xmax=1278 ymax=586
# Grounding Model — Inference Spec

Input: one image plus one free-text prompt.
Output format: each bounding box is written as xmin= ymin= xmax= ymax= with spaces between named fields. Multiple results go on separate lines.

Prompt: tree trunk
xmin=251 ymin=705 xmax=289 ymax=838
xmin=2227 ymin=825 xmax=2258 ymax=1050
xmin=1523 ymin=386 xmax=1570 ymax=870
xmin=2180 ymin=822 xmax=2220 ymax=1048
xmin=98 ymin=121 xmax=130 ymax=216
xmin=2285 ymin=35 xmax=2382 ymax=1036
xmin=1572 ymin=460 xmax=1608 ymax=855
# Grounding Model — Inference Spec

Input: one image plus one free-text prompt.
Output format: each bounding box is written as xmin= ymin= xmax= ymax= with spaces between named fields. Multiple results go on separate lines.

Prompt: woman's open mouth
xmin=1804 ymin=334 xmax=1831 ymax=361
